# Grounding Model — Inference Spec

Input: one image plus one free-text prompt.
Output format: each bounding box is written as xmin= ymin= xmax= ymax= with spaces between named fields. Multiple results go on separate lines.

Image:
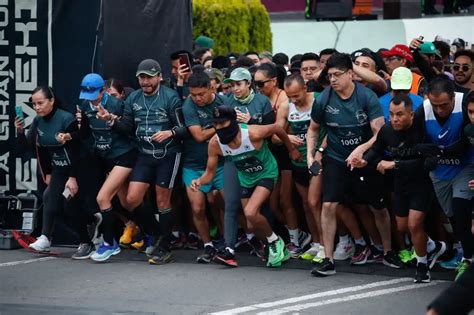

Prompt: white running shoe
xmin=316 ymin=245 xmax=326 ymax=259
xmin=333 ymin=240 xmax=355 ymax=261
xmin=29 ymin=235 xmax=51 ymax=252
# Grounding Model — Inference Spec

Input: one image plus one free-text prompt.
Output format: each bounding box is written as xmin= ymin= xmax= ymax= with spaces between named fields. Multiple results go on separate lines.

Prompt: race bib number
xmin=235 ymin=156 xmax=264 ymax=174
xmin=340 ymin=136 xmax=362 ymax=147
xmin=437 ymin=158 xmax=461 ymax=165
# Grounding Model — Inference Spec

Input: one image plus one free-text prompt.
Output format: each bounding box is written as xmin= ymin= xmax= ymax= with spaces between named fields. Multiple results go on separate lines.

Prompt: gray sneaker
xmin=71 ymin=243 xmax=95 ymax=260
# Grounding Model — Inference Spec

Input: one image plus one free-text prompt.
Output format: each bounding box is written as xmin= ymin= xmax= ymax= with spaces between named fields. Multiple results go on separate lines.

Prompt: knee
xmin=408 ymin=220 xmax=422 ymax=234
xmin=191 ymin=205 xmax=206 ymax=220
xmin=126 ymin=194 xmax=141 ymax=210
xmin=96 ymin=193 xmax=110 ymax=209
xmin=244 ymin=208 xmax=259 ymax=225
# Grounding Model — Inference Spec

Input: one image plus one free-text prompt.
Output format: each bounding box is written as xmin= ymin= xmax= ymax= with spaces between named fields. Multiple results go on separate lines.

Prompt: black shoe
xmin=414 ymin=262 xmax=430 ymax=283
xmin=428 ymin=241 xmax=446 ymax=269
xmin=383 ymin=250 xmax=403 ymax=269
xmin=148 ymin=247 xmax=173 ymax=265
xmin=214 ymin=248 xmax=238 ymax=267
xmin=367 ymin=245 xmax=384 ymax=263
xmin=248 ymin=236 xmax=265 ymax=260
xmin=197 ymin=245 xmax=217 ymax=264
xmin=311 ymin=257 xmax=336 ymax=276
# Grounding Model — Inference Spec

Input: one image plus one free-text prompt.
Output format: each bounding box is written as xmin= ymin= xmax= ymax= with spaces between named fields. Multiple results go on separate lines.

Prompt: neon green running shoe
xmin=455 ymin=260 xmax=471 ymax=281
xmin=267 ymin=237 xmax=285 ymax=268
xmin=399 ymin=249 xmax=414 ymax=264
xmin=300 ymin=244 xmax=319 ymax=260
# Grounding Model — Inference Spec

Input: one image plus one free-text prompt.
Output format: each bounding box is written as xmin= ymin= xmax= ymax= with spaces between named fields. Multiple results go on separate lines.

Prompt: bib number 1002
xmin=340 ymin=137 xmax=362 ymax=147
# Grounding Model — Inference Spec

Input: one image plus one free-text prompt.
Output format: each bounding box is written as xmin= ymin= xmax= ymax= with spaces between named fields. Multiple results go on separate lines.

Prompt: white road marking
xmin=0 ymin=257 xmax=56 ymax=267
xmin=210 ymin=277 xmax=417 ymax=315
xmin=259 ymin=281 xmax=443 ymax=314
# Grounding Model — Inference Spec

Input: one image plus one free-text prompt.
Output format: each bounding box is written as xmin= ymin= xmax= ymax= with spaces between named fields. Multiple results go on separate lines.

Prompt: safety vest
xmin=410 ymin=72 xmax=424 ymax=95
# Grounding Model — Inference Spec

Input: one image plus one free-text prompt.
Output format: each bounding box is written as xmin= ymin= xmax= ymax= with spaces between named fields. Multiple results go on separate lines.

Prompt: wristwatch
xmin=317 ymin=147 xmax=325 ymax=154
xmin=394 ymin=159 xmax=400 ymax=170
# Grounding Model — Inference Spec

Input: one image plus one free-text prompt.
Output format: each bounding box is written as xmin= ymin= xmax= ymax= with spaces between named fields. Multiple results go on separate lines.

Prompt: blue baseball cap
xmin=79 ymin=73 xmax=105 ymax=100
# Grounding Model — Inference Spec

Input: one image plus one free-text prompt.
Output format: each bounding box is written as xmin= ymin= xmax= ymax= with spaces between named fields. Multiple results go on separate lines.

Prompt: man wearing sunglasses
xmin=409 ymin=38 xmax=472 ymax=101
xmin=453 ymin=50 xmax=473 ymax=93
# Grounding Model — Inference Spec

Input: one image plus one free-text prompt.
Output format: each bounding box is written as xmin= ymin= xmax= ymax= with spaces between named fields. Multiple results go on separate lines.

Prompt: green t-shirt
xmin=226 ymin=92 xmax=274 ymax=125
xmin=311 ymin=86 xmax=383 ymax=163
xmin=182 ymin=94 xmax=227 ymax=169
xmin=288 ymin=102 xmax=311 ymax=167
xmin=218 ymin=124 xmax=278 ymax=188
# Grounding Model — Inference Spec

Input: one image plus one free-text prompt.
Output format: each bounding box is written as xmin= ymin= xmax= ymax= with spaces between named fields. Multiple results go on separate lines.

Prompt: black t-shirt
xmin=364 ymin=112 xmax=431 ymax=192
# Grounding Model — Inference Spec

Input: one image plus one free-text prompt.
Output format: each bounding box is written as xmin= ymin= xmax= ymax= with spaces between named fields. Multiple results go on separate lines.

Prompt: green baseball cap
xmin=195 ymin=35 xmax=215 ymax=49
xmin=420 ymin=42 xmax=437 ymax=55
xmin=391 ymin=67 xmax=413 ymax=90
xmin=223 ymin=67 xmax=252 ymax=84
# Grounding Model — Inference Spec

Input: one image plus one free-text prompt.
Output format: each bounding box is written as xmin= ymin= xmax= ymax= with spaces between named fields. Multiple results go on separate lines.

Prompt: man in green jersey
xmin=182 ymin=72 xmax=228 ymax=263
xmin=191 ymin=106 xmax=300 ymax=267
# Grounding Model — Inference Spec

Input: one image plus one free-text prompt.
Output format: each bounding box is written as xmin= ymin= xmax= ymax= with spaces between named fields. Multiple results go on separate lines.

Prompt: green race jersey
xmin=217 ymin=124 xmax=278 ymax=188
xmin=288 ymin=102 xmax=311 ymax=167
xmin=123 ymin=85 xmax=182 ymax=157
xmin=182 ymin=94 xmax=227 ymax=169
xmin=226 ymin=92 xmax=274 ymax=125
xmin=35 ymin=108 xmax=76 ymax=169
xmin=79 ymin=93 xmax=134 ymax=160
xmin=311 ymin=86 xmax=383 ymax=163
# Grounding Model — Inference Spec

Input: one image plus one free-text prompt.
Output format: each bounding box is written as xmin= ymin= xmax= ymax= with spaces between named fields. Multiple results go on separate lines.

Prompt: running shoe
xmin=367 ymin=245 xmax=384 ymax=263
xmin=439 ymin=250 xmax=462 ymax=269
xmin=334 ymin=240 xmax=355 ymax=261
xmin=288 ymin=243 xmax=304 ymax=259
xmin=235 ymin=232 xmax=248 ymax=249
xmin=399 ymin=248 xmax=415 ymax=265
xmin=414 ymin=262 xmax=430 ymax=283
xmin=29 ymin=235 xmax=51 ymax=252
xmin=298 ymin=230 xmax=312 ymax=249
xmin=428 ymin=241 xmax=446 ymax=269
xmin=267 ymin=237 xmax=286 ymax=268
xmin=383 ymin=250 xmax=403 ymax=269
xmin=311 ymin=257 xmax=336 ymax=276
xmin=90 ymin=240 xmax=120 ymax=262
xmin=300 ymin=244 xmax=321 ymax=261
xmin=119 ymin=221 xmax=138 ymax=248
xmin=248 ymin=236 xmax=265 ymax=260
xmin=197 ymin=245 xmax=217 ymax=264
xmin=455 ymin=260 xmax=471 ymax=281
xmin=185 ymin=232 xmax=202 ymax=250
xmin=169 ymin=232 xmax=187 ymax=249
xmin=72 ymin=243 xmax=95 ymax=260
xmin=214 ymin=248 xmax=238 ymax=267
xmin=148 ymin=248 xmax=173 ymax=265
xmin=351 ymin=244 xmax=370 ymax=265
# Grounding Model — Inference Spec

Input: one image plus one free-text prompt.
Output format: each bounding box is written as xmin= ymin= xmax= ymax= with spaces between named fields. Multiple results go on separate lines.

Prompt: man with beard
xmin=98 ymin=59 xmax=188 ymax=265
xmin=453 ymin=50 xmax=473 ymax=93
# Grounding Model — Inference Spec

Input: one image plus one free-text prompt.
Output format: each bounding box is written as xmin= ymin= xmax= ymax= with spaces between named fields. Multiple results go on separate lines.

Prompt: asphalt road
xmin=0 ymin=247 xmax=455 ymax=315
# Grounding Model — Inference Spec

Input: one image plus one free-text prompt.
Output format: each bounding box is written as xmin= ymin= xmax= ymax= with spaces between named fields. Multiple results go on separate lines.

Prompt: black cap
xmin=136 ymin=59 xmax=161 ymax=77
xmin=213 ymin=105 xmax=237 ymax=123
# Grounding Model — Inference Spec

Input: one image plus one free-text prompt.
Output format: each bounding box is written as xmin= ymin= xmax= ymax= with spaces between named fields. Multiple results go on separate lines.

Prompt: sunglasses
xmin=452 ymin=64 xmax=471 ymax=72
xmin=254 ymin=79 xmax=272 ymax=88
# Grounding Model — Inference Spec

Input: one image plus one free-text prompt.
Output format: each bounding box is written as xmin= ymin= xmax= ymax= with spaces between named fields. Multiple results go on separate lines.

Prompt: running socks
xmin=101 ymin=207 xmax=115 ymax=245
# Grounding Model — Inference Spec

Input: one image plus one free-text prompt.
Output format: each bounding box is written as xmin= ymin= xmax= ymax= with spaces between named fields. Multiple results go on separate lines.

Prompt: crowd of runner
xmin=14 ymin=34 xmax=473 ymax=286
